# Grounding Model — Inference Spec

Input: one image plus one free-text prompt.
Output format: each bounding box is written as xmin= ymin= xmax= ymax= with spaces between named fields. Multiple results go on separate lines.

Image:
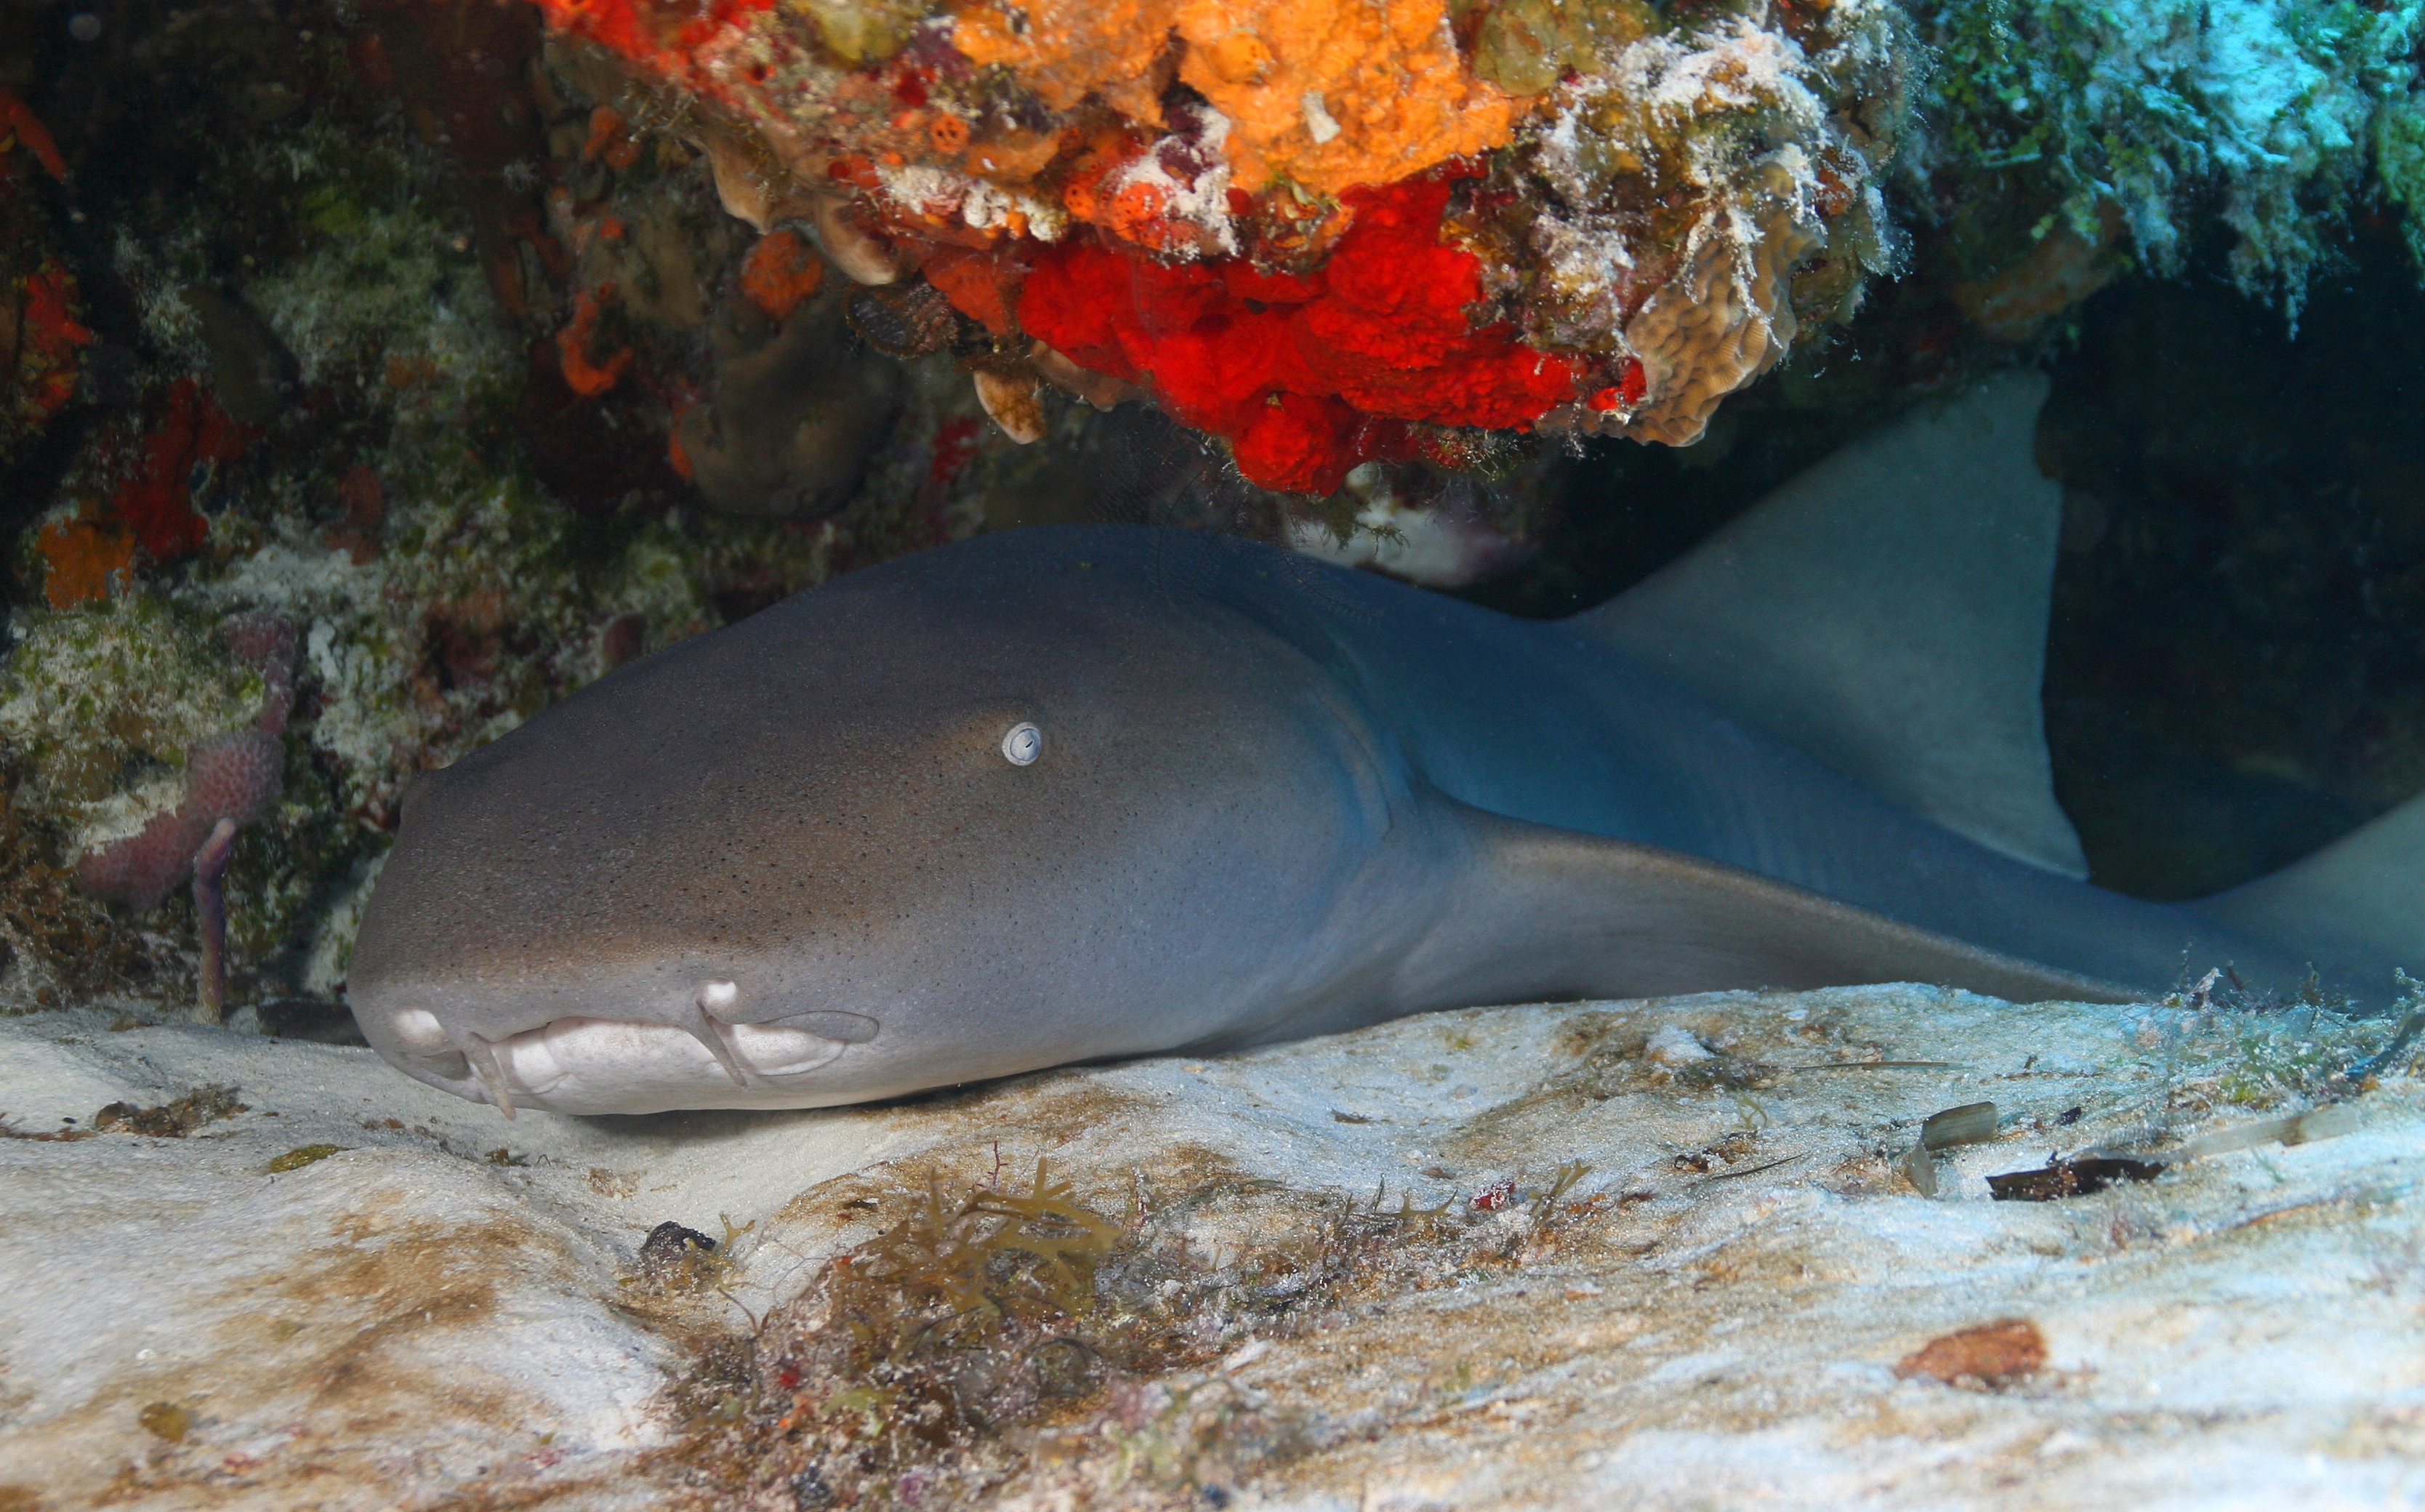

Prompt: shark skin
xmin=345 ymin=386 xmax=2400 ymax=1117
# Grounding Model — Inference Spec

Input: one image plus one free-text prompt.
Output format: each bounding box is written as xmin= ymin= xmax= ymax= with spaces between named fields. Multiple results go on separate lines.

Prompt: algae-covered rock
xmin=1910 ymin=0 xmax=2425 ymax=322
xmin=0 ymin=600 xmax=265 ymax=852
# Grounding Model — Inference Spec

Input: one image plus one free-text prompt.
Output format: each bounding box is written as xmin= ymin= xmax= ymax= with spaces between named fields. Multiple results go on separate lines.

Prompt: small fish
xmin=347 ymin=375 xmax=2420 ymax=1114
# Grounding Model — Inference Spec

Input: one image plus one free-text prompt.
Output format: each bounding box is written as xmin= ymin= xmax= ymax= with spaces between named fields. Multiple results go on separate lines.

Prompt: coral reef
xmin=519 ymin=0 xmax=1917 ymax=486
xmin=0 ymin=87 xmax=88 ymax=468
xmin=1910 ymin=0 xmax=2425 ymax=326
xmin=0 ymin=0 xmax=1033 ymax=1018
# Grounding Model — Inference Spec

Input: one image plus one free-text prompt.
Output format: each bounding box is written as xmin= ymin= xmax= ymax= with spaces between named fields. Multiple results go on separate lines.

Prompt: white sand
xmin=1 ymin=985 xmax=2418 ymax=1509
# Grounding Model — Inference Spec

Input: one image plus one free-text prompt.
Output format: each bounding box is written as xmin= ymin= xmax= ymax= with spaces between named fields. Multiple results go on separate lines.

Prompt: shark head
xmin=345 ymin=528 xmax=1407 ymax=1116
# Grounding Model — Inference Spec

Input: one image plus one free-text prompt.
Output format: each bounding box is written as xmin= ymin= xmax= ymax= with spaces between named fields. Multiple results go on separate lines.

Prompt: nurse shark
xmin=347 ymin=374 xmax=2425 ymax=1115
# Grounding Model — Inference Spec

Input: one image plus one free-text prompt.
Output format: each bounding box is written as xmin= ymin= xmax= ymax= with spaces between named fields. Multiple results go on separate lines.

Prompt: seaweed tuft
xmin=656 ymin=1151 xmax=1604 ymax=1507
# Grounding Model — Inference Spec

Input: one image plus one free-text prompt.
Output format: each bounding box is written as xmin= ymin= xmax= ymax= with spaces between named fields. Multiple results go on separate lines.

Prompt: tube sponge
xmin=73 ymin=616 xmax=294 ymax=912
xmin=75 ymin=730 xmax=283 ymax=912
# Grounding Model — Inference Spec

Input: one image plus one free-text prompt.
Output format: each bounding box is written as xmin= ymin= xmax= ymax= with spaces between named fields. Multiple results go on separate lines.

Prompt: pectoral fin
xmin=1407 ymin=804 xmax=2133 ymax=1008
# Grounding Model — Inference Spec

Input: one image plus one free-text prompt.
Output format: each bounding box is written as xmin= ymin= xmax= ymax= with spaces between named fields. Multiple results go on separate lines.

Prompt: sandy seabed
xmin=1 ymin=984 xmax=2420 ymax=1511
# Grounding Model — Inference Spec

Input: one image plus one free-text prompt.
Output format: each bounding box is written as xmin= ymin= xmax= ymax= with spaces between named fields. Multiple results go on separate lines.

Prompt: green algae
xmin=263 ymin=1143 xmax=345 ymax=1172
xmin=0 ymin=600 xmax=265 ymax=858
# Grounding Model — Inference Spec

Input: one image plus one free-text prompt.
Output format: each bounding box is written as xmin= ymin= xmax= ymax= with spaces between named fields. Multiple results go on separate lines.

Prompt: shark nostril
xmin=689 ymin=981 xmax=754 ymax=1087
xmin=455 ymin=1032 xmax=519 ymax=1119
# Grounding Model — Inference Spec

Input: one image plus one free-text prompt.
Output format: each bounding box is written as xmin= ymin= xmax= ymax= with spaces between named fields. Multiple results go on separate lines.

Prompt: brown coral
xmin=1598 ymin=158 xmax=1819 ymax=447
xmin=35 ymin=510 xmax=137 ymax=610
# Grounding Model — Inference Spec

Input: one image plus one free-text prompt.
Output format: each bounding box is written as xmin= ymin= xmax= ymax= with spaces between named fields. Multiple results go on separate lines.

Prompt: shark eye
xmin=1000 ymin=722 xmax=1044 ymax=765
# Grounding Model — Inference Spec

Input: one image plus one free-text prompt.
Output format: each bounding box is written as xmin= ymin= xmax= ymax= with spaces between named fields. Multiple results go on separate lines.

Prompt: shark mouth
xmin=390 ymin=1007 xmax=877 ymax=1117
xmin=509 ymin=1016 xmax=849 ymax=1098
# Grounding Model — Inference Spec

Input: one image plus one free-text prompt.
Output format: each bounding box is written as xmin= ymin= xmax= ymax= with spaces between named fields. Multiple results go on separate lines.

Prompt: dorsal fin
xmin=2205 ymin=789 xmax=2425 ymax=991
xmin=1580 ymin=371 xmax=2088 ymax=878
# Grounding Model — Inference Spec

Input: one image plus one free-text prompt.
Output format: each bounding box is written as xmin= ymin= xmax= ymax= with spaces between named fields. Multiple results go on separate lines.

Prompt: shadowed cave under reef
xmin=1466 ymin=222 xmax=2425 ymax=906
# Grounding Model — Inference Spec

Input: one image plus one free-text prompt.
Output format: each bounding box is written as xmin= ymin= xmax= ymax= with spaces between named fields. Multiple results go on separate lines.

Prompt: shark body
xmin=347 ymin=375 xmax=2421 ymax=1115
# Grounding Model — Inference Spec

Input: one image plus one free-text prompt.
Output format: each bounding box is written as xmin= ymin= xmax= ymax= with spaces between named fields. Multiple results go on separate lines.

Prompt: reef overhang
xmin=526 ymin=0 xmax=1913 ymax=491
